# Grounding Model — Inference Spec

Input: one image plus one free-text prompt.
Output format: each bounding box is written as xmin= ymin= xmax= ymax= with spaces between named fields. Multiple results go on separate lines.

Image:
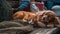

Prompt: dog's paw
xmin=37 ymin=22 xmax=46 ymax=28
xmin=23 ymin=19 xmax=28 ymax=23
xmin=55 ymin=24 xmax=60 ymax=27
xmin=47 ymin=24 xmax=54 ymax=28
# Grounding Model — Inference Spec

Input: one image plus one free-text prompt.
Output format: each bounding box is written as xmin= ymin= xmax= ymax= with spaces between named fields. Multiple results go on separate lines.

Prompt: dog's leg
xmin=22 ymin=14 xmax=29 ymax=23
xmin=47 ymin=23 xmax=54 ymax=28
xmin=54 ymin=17 xmax=60 ymax=27
xmin=37 ymin=22 xmax=46 ymax=27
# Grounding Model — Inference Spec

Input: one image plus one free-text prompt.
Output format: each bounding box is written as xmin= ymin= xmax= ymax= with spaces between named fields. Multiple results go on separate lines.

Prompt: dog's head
xmin=37 ymin=10 xmax=57 ymax=24
xmin=34 ymin=10 xmax=58 ymax=27
xmin=42 ymin=10 xmax=56 ymax=22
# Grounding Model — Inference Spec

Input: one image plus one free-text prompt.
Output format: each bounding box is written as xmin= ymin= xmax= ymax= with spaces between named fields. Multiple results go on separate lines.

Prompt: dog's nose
xmin=42 ymin=15 xmax=47 ymax=20
xmin=43 ymin=17 xmax=45 ymax=20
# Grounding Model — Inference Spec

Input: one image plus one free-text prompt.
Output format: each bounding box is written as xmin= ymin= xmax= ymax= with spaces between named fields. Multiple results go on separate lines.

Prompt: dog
xmin=12 ymin=10 xmax=60 ymax=28
xmin=35 ymin=10 xmax=60 ymax=27
xmin=12 ymin=11 xmax=46 ymax=27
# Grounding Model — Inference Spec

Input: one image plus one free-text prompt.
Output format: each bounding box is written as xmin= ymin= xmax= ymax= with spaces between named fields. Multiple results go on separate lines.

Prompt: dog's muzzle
xmin=42 ymin=15 xmax=49 ymax=23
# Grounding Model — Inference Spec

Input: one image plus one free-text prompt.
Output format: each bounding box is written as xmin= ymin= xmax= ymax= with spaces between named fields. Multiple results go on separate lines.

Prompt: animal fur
xmin=12 ymin=10 xmax=60 ymax=27
xmin=12 ymin=11 xmax=36 ymax=23
xmin=35 ymin=10 xmax=60 ymax=27
xmin=12 ymin=11 xmax=45 ymax=27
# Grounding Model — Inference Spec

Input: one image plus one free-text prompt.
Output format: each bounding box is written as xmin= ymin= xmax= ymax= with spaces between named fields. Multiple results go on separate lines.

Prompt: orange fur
xmin=12 ymin=11 xmax=36 ymax=22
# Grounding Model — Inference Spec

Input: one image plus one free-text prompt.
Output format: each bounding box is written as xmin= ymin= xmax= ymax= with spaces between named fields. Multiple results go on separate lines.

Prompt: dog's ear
xmin=46 ymin=10 xmax=56 ymax=17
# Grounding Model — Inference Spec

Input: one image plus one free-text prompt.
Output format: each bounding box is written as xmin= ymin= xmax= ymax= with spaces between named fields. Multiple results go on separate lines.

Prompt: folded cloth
xmin=52 ymin=5 xmax=60 ymax=16
xmin=31 ymin=3 xmax=39 ymax=12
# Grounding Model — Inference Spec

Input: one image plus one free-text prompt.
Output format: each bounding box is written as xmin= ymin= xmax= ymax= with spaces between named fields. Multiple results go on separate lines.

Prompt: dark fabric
xmin=24 ymin=4 xmax=30 ymax=11
xmin=0 ymin=0 xmax=12 ymax=21
xmin=55 ymin=30 xmax=60 ymax=34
